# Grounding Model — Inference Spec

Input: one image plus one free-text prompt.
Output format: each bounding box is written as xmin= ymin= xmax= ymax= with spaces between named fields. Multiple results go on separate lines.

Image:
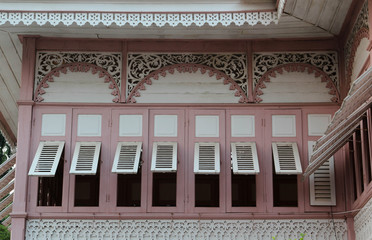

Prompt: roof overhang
xmin=304 ymin=67 xmax=372 ymax=178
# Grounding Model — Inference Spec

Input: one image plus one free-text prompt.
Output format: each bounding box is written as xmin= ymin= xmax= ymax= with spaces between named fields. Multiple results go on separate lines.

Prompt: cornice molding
xmin=0 ymin=11 xmax=278 ymax=27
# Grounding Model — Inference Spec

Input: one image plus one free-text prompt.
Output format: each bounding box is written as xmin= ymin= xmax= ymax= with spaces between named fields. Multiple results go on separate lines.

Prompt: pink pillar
xmin=10 ymin=37 xmax=36 ymax=240
xmin=347 ymin=216 xmax=356 ymax=240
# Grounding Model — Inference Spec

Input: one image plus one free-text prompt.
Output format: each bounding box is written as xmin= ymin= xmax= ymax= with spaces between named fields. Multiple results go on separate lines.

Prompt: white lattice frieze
xmin=355 ymin=197 xmax=372 ymax=240
xmin=35 ymin=52 xmax=122 ymax=91
xmin=26 ymin=219 xmax=347 ymax=240
xmin=127 ymin=53 xmax=247 ymax=96
xmin=344 ymin=0 xmax=369 ymax=69
xmin=253 ymin=52 xmax=339 ymax=90
xmin=0 ymin=11 xmax=278 ymax=27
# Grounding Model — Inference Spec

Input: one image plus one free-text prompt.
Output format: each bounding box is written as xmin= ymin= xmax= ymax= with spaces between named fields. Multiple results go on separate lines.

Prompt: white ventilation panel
xmin=29 ymin=141 xmax=65 ymax=176
xmin=119 ymin=115 xmax=143 ymax=137
xmin=272 ymin=115 xmax=296 ymax=137
xmin=231 ymin=115 xmax=255 ymax=137
xmin=154 ymin=115 xmax=178 ymax=137
xmin=231 ymin=142 xmax=259 ymax=174
xmin=151 ymin=142 xmax=177 ymax=172
xmin=308 ymin=141 xmax=336 ymax=206
xmin=308 ymin=114 xmax=331 ymax=136
xmin=195 ymin=116 xmax=219 ymax=137
xmin=70 ymin=142 xmax=101 ymax=175
xmin=77 ymin=115 xmax=102 ymax=137
xmin=272 ymin=142 xmax=302 ymax=174
xmin=41 ymin=114 xmax=66 ymax=136
xmin=194 ymin=142 xmax=220 ymax=174
xmin=112 ymin=142 xmax=142 ymax=174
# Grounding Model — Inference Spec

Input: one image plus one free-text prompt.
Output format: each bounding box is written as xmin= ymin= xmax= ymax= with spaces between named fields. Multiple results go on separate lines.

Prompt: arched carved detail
xmin=253 ymin=63 xmax=340 ymax=103
xmin=346 ymin=27 xmax=370 ymax=82
xmin=34 ymin=62 xmax=120 ymax=103
xmin=127 ymin=63 xmax=249 ymax=104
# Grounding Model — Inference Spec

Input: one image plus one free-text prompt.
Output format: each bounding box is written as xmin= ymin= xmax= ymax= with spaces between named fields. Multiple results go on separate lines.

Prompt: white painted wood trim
xmin=151 ymin=142 xmax=177 ymax=172
xmin=29 ymin=141 xmax=65 ymax=177
xmin=70 ymin=142 xmax=101 ymax=175
xmin=231 ymin=142 xmax=259 ymax=175
xmin=112 ymin=142 xmax=142 ymax=174
xmin=194 ymin=142 xmax=220 ymax=174
xmin=308 ymin=141 xmax=336 ymax=206
xmin=272 ymin=142 xmax=302 ymax=174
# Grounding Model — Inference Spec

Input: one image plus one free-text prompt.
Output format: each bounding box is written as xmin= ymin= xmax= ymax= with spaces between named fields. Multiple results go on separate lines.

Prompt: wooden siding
xmin=42 ymin=71 xmax=115 ymax=103
xmin=0 ymin=31 xmax=21 ymax=137
xmin=260 ymin=71 xmax=332 ymax=103
xmin=136 ymin=71 xmax=241 ymax=103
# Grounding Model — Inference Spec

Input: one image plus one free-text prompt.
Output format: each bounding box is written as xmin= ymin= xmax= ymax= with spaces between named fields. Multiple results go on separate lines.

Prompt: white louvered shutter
xmin=308 ymin=141 xmax=336 ymax=206
xmin=194 ymin=142 xmax=220 ymax=174
xmin=151 ymin=142 xmax=177 ymax=172
xmin=231 ymin=142 xmax=259 ymax=174
xmin=70 ymin=142 xmax=101 ymax=175
xmin=112 ymin=142 xmax=142 ymax=174
xmin=272 ymin=142 xmax=302 ymax=174
xmin=29 ymin=141 xmax=65 ymax=176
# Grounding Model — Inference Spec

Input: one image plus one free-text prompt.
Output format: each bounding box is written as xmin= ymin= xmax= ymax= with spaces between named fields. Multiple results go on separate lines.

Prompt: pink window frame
xmin=187 ymin=109 xmax=226 ymax=213
xmin=68 ymin=108 xmax=111 ymax=213
xmin=226 ymin=109 xmax=265 ymax=213
xmin=301 ymin=107 xmax=346 ymax=213
xmin=147 ymin=109 xmax=185 ymax=213
xmin=109 ymin=109 xmax=149 ymax=213
xmin=28 ymin=107 xmax=72 ymax=214
xmin=264 ymin=109 xmax=304 ymax=213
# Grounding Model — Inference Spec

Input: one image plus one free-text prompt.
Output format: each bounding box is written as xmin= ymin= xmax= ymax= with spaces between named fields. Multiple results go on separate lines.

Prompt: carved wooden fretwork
xmin=26 ymin=219 xmax=347 ymax=240
xmin=34 ymin=62 xmax=120 ymax=103
xmin=355 ymin=197 xmax=372 ymax=240
xmin=0 ymin=11 xmax=278 ymax=27
xmin=253 ymin=52 xmax=339 ymax=90
xmin=127 ymin=53 xmax=247 ymax=97
xmin=127 ymin=63 xmax=249 ymax=104
xmin=35 ymin=52 xmax=122 ymax=91
xmin=254 ymin=63 xmax=340 ymax=103
xmin=344 ymin=0 xmax=369 ymax=82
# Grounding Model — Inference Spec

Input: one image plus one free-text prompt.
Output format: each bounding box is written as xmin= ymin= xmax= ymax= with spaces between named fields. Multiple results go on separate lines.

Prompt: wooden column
xmin=11 ymin=37 xmax=36 ymax=240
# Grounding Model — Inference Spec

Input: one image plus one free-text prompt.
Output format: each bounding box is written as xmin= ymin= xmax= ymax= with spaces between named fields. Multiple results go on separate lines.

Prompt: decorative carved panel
xmin=344 ymin=0 xmax=369 ymax=81
xmin=127 ymin=53 xmax=247 ymax=96
xmin=0 ymin=11 xmax=279 ymax=27
xmin=35 ymin=51 xmax=122 ymax=90
xmin=355 ymin=197 xmax=372 ymax=240
xmin=26 ymin=219 xmax=347 ymax=240
xmin=253 ymin=52 xmax=339 ymax=90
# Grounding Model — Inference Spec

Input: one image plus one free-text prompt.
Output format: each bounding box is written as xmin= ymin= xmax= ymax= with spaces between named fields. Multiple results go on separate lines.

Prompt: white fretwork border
xmin=26 ymin=219 xmax=347 ymax=240
xmin=0 ymin=11 xmax=278 ymax=27
xmin=355 ymin=197 xmax=372 ymax=240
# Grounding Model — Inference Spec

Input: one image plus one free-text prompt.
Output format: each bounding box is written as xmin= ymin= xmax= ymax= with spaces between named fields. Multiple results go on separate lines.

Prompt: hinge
xmin=262 ymin=118 xmax=265 ymax=127
xmin=108 ymin=119 xmax=112 ymax=127
xmin=106 ymin=194 xmax=110 ymax=202
xmin=32 ymin=118 xmax=35 ymax=126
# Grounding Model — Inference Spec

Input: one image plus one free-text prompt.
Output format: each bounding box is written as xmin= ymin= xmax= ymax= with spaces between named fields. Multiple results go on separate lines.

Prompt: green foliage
xmin=272 ymin=233 xmax=306 ymax=240
xmin=0 ymin=224 xmax=10 ymax=240
xmin=0 ymin=133 xmax=10 ymax=164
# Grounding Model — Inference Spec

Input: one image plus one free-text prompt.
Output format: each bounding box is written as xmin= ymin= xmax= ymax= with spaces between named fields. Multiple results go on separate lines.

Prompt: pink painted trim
xmin=253 ymin=63 xmax=340 ymax=103
xmin=34 ymin=62 xmax=120 ymax=103
xmin=346 ymin=28 xmax=370 ymax=82
xmin=127 ymin=63 xmax=249 ymax=104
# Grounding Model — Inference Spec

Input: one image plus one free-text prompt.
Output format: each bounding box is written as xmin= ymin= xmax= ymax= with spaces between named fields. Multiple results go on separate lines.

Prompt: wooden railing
xmin=0 ymin=154 xmax=16 ymax=229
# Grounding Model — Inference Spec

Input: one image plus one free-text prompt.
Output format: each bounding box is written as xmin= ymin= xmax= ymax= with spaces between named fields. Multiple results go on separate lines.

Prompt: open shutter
xmin=231 ymin=142 xmax=259 ymax=174
xmin=70 ymin=142 xmax=101 ymax=175
xmin=272 ymin=142 xmax=302 ymax=174
xmin=151 ymin=142 xmax=177 ymax=172
xmin=308 ymin=141 xmax=336 ymax=206
xmin=112 ymin=142 xmax=142 ymax=174
xmin=194 ymin=142 xmax=220 ymax=174
xmin=29 ymin=141 xmax=65 ymax=176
